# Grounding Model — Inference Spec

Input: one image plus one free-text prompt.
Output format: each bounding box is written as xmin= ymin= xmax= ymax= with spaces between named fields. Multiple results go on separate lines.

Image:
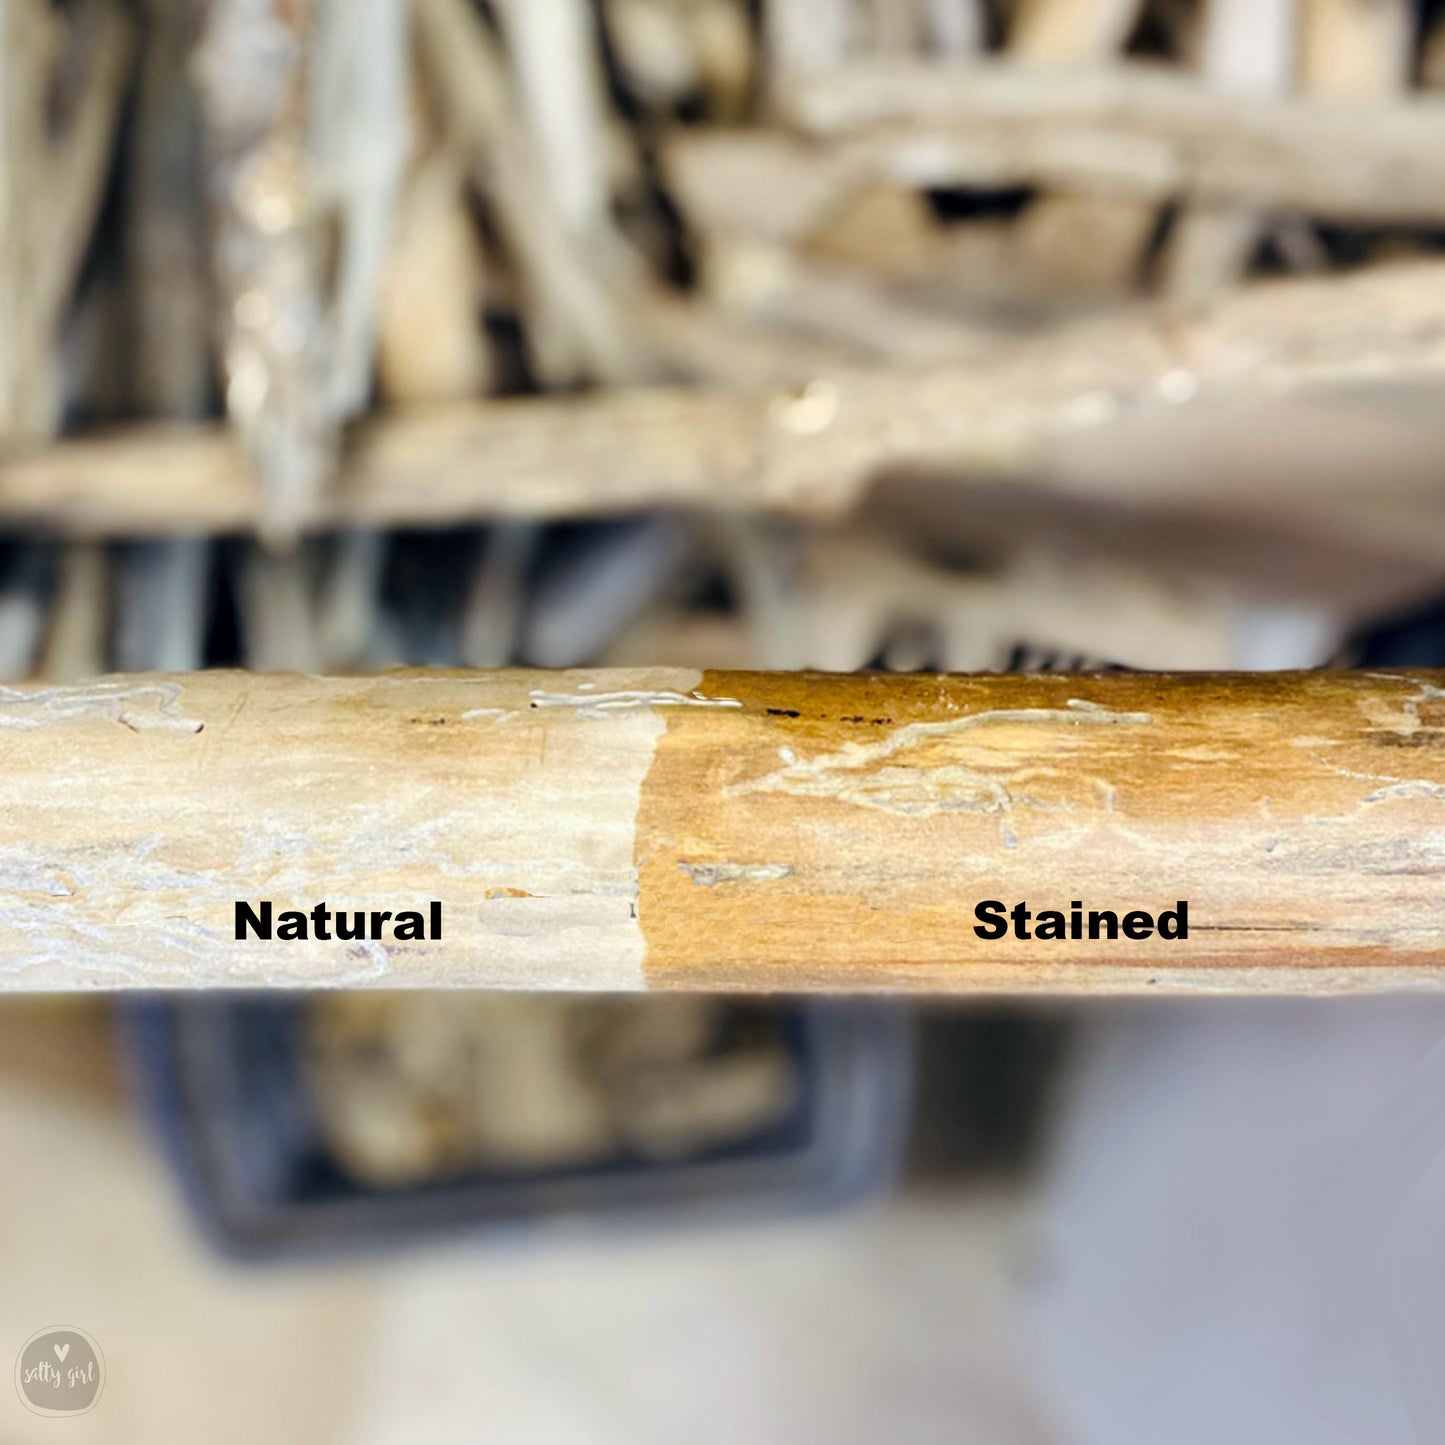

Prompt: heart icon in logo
xmin=52 ymin=1344 xmax=69 ymax=1363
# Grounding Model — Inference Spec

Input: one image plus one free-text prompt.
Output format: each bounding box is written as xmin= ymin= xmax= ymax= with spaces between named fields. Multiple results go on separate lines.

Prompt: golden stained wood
xmin=2 ymin=668 xmax=1444 ymax=992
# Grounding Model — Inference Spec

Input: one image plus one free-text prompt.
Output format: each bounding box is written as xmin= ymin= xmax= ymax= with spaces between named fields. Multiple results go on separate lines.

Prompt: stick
xmin=3 ymin=259 xmax=1445 ymax=535
xmin=758 ymin=59 xmax=1445 ymax=225
xmin=1008 ymin=0 xmax=1141 ymax=55
xmin=1160 ymin=0 xmax=1296 ymax=302
xmin=122 ymin=1 xmax=217 ymax=681
xmin=0 ymin=0 xmax=134 ymax=438
xmin=309 ymin=0 xmax=410 ymax=420
xmin=4 ymin=667 xmax=1445 ymax=992
xmin=763 ymin=0 xmax=856 ymax=81
xmin=703 ymin=239 xmax=1001 ymax=363
xmin=1299 ymin=0 xmax=1412 ymax=99
xmin=494 ymin=0 xmax=614 ymax=245
xmin=128 ymin=0 xmax=211 ymax=419
xmin=37 ymin=544 xmax=108 ymax=682
xmin=197 ymin=0 xmax=409 ymax=540
xmin=1006 ymin=0 xmax=1155 ymax=299
xmin=415 ymin=0 xmax=651 ymax=386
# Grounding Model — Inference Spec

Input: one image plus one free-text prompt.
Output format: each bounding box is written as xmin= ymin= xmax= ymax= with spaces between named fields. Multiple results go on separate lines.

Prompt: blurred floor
xmin=0 ymin=1002 xmax=1052 ymax=1445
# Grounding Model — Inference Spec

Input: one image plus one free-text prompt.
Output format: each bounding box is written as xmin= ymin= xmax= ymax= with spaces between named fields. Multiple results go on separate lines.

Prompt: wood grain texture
xmin=4 ymin=261 xmax=1445 ymax=535
xmin=2 ymin=668 xmax=1445 ymax=993
xmin=0 ymin=669 xmax=691 ymax=989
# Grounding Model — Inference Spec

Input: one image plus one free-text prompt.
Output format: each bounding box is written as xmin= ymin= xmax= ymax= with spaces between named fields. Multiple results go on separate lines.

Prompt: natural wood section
xmin=3 ymin=261 xmax=1445 ymax=535
xmin=2 ymin=667 xmax=1445 ymax=993
xmin=0 ymin=668 xmax=686 ymax=990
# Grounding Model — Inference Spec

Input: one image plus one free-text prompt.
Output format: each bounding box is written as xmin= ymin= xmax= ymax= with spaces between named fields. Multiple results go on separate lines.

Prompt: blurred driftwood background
xmin=4 ymin=0 xmax=1445 ymax=679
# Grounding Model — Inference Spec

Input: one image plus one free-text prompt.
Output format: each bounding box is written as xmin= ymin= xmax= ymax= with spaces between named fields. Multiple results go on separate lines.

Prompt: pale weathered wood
xmin=1299 ymin=0 xmax=1412 ymax=98
xmin=376 ymin=150 xmax=494 ymax=404
xmin=0 ymin=0 xmax=134 ymax=438
xmin=1160 ymin=0 xmax=1296 ymax=303
xmin=1006 ymin=0 xmax=1156 ymax=300
xmin=703 ymin=238 xmax=1000 ymax=364
xmin=3 ymin=667 xmax=1445 ymax=993
xmin=3 ymin=260 xmax=1445 ymax=536
xmin=760 ymin=59 xmax=1445 ymax=225
xmin=415 ymin=0 xmax=652 ymax=387
xmin=195 ymin=0 xmax=409 ymax=539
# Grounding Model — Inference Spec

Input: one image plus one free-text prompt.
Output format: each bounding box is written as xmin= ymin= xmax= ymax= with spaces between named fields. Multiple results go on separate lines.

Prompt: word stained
xmin=974 ymin=899 xmax=1189 ymax=941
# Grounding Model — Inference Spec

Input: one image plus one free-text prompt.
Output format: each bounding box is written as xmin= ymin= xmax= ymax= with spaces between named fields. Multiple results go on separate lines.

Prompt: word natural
xmin=235 ymin=901 xmax=442 ymax=941
xmin=974 ymin=900 xmax=1189 ymax=941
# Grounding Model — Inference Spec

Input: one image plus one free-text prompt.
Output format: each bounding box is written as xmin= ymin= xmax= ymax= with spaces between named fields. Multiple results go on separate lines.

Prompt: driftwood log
xmin=3 ymin=667 xmax=1445 ymax=993
xmin=779 ymin=59 xmax=1445 ymax=223
xmin=2 ymin=261 xmax=1445 ymax=535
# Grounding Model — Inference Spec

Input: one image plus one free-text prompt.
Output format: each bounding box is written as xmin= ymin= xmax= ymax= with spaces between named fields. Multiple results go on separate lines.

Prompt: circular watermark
xmin=14 ymin=1327 xmax=104 ymax=1417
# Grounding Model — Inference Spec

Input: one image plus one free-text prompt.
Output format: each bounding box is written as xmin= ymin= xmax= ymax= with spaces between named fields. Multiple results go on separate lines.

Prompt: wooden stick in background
xmin=0 ymin=0 xmax=133 ymax=437
xmin=3 ymin=667 xmax=1445 ymax=993
xmin=1004 ymin=0 xmax=1157 ymax=300
xmin=4 ymin=259 xmax=1445 ymax=536
xmin=769 ymin=59 xmax=1445 ymax=224
xmin=1159 ymin=0 xmax=1296 ymax=303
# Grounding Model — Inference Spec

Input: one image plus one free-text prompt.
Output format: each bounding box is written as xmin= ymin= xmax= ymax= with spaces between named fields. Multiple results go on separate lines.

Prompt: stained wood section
xmin=635 ymin=670 xmax=1445 ymax=990
xmin=1 ymin=669 xmax=1444 ymax=992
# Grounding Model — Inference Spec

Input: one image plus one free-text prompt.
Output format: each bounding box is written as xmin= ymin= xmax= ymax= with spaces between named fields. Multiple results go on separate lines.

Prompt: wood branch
xmin=1162 ymin=0 xmax=1410 ymax=302
xmin=128 ymin=0 xmax=211 ymax=418
xmin=702 ymin=238 xmax=1001 ymax=364
xmin=38 ymin=543 xmax=108 ymax=682
xmin=1005 ymin=0 xmax=1155 ymax=300
xmin=1160 ymin=0 xmax=1296 ymax=302
xmin=788 ymin=528 xmax=1308 ymax=673
xmin=196 ymin=0 xmax=409 ymax=540
xmin=1299 ymin=0 xmax=1412 ymax=98
xmin=1009 ymin=0 xmax=1141 ymax=57
xmin=124 ymin=1 xmax=218 ymax=685
xmin=45 ymin=1 xmax=139 ymax=341
xmin=376 ymin=150 xmax=494 ymax=404
xmin=763 ymin=0 xmax=856 ymax=81
xmin=0 ymin=0 xmax=135 ymax=438
xmin=114 ymin=537 xmax=211 ymax=672
xmin=2 ymin=261 xmax=1444 ymax=535
xmin=755 ymin=58 xmax=1445 ymax=225
xmin=924 ymin=0 xmax=986 ymax=56
xmin=690 ymin=0 xmax=755 ymax=115
xmin=308 ymin=0 xmax=410 ymax=421
xmin=628 ymin=288 xmax=863 ymax=387
xmin=4 ymin=667 xmax=1445 ymax=992
xmin=196 ymin=0 xmax=335 ymax=538
xmin=414 ymin=0 xmax=653 ymax=387
xmin=495 ymin=0 xmax=614 ymax=245
xmin=0 ymin=550 xmax=49 ymax=680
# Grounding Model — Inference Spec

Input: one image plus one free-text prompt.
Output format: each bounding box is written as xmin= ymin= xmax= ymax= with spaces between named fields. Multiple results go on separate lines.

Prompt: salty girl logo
xmin=14 ymin=1327 xmax=104 ymax=1416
